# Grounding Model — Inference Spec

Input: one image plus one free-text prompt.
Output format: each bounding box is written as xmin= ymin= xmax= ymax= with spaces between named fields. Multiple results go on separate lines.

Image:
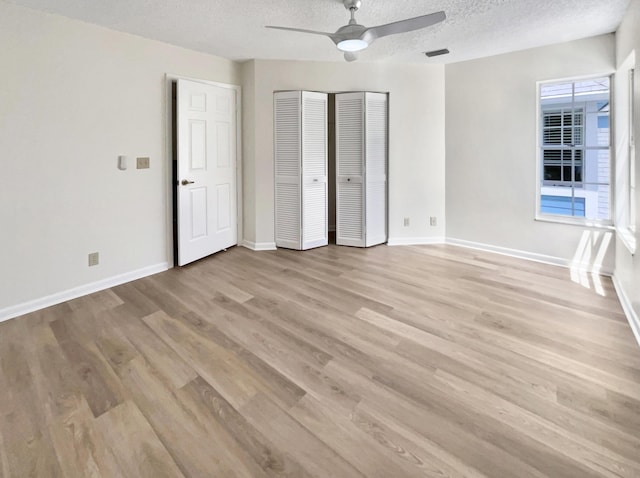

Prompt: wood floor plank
xmin=116 ymin=356 xmax=242 ymax=477
xmin=2 ymin=243 xmax=639 ymax=477
xmin=49 ymin=318 xmax=127 ymax=417
xmin=114 ymin=311 xmax=197 ymax=389
xmin=239 ymin=392 xmax=366 ymax=478
xmin=142 ymin=310 xmax=260 ymax=410
xmin=433 ymin=369 xmax=640 ymax=478
xmin=179 ymin=310 xmax=307 ymax=409
xmin=95 ymin=401 xmax=184 ymax=478
xmin=199 ymin=298 xmax=361 ymax=415
xmin=181 ymin=376 xmax=311 ymax=478
xmin=47 ymin=400 xmax=123 ymax=478
xmin=0 ymin=320 xmax=64 ymax=478
xmin=289 ymin=393 xmax=436 ymax=478
xmin=350 ymin=403 xmax=489 ymax=478
xmin=21 ymin=319 xmax=124 ymax=478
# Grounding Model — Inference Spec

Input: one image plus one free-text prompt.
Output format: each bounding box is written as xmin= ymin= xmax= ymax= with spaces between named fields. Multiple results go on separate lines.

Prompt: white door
xmin=177 ymin=79 xmax=237 ymax=266
xmin=364 ymin=93 xmax=388 ymax=247
xmin=336 ymin=92 xmax=366 ymax=247
xmin=274 ymin=91 xmax=302 ymax=249
xmin=301 ymin=91 xmax=328 ymax=250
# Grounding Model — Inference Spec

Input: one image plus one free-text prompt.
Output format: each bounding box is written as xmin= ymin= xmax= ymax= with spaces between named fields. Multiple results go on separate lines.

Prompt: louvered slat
xmin=302 ymin=96 xmax=327 ymax=178
xmin=337 ymin=97 xmax=364 ymax=177
xmin=303 ymin=183 xmax=327 ymax=244
xmin=276 ymin=183 xmax=300 ymax=243
xmin=337 ymin=182 xmax=363 ymax=240
xmin=275 ymin=96 xmax=301 ymax=177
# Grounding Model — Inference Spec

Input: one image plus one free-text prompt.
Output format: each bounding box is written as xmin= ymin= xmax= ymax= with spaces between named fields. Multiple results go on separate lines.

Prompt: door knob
xmin=181 ymin=179 xmax=195 ymax=185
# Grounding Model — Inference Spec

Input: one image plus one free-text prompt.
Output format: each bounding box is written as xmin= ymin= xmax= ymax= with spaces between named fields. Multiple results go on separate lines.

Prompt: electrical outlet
xmin=430 ymin=216 xmax=437 ymax=227
xmin=88 ymin=252 xmax=99 ymax=267
xmin=136 ymin=157 xmax=150 ymax=169
xmin=403 ymin=217 xmax=410 ymax=227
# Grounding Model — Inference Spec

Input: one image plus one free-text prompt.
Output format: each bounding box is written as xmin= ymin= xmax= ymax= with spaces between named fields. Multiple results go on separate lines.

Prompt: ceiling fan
xmin=266 ymin=0 xmax=446 ymax=62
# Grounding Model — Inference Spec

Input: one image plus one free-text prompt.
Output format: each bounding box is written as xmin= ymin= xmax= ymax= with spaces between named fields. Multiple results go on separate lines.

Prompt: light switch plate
xmin=136 ymin=157 xmax=150 ymax=169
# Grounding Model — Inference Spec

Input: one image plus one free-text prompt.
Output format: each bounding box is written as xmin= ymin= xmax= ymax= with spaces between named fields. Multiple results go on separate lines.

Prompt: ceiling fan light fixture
xmin=336 ymin=38 xmax=368 ymax=52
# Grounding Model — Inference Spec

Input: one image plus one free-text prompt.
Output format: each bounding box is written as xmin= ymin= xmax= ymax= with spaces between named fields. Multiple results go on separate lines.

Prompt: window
xmin=541 ymin=195 xmax=585 ymax=217
xmin=538 ymin=77 xmax=611 ymax=223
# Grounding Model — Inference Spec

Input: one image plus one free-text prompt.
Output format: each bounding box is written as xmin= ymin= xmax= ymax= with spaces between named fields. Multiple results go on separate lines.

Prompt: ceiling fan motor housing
xmin=344 ymin=0 xmax=362 ymax=11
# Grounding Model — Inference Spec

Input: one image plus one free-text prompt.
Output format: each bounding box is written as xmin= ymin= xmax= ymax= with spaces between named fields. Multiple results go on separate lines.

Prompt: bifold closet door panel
xmin=302 ymin=91 xmax=329 ymax=250
xmin=364 ymin=92 xmax=388 ymax=247
xmin=336 ymin=92 xmax=366 ymax=247
xmin=275 ymin=91 xmax=302 ymax=250
xmin=275 ymin=91 xmax=328 ymax=250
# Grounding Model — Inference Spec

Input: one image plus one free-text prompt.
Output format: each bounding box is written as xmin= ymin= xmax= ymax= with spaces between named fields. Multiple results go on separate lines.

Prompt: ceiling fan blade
xmin=266 ymin=25 xmax=336 ymax=39
xmin=344 ymin=52 xmax=358 ymax=62
xmin=365 ymin=11 xmax=446 ymax=40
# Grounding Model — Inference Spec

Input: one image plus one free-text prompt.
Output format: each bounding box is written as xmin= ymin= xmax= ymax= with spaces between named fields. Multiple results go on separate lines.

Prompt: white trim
xmin=445 ymin=237 xmax=613 ymax=276
xmin=165 ymin=74 xmax=243 ymax=266
xmin=535 ymin=215 xmax=614 ymax=230
xmin=617 ymin=227 xmax=637 ymax=255
xmin=612 ymin=275 xmax=640 ymax=348
xmin=0 ymin=263 xmax=170 ymax=323
xmin=240 ymin=240 xmax=277 ymax=251
xmin=387 ymin=236 xmax=446 ymax=246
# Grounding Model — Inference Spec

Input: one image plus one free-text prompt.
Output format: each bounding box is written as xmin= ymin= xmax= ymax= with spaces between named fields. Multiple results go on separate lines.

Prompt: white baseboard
xmin=0 ymin=262 xmax=170 ymax=323
xmin=240 ymin=240 xmax=277 ymax=251
xmin=445 ymin=237 xmax=613 ymax=276
xmin=612 ymin=275 xmax=640 ymax=348
xmin=387 ymin=236 xmax=446 ymax=246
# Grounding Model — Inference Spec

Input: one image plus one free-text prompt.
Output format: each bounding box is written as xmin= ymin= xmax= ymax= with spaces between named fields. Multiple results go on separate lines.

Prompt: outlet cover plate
xmin=136 ymin=157 xmax=150 ymax=169
xmin=88 ymin=252 xmax=99 ymax=267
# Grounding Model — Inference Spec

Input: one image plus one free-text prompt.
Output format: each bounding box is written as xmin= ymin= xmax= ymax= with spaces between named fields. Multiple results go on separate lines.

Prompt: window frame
xmin=629 ymin=68 xmax=636 ymax=235
xmin=618 ymin=67 xmax=637 ymax=254
xmin=615 ymin=52 xmax=636 ymax=254
xmin=535 ymin=74 xmax=614 ymax=228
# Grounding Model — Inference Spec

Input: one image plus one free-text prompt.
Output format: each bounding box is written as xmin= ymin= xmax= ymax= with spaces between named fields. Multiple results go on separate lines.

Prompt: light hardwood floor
xmin=1 ymin=244 xmax=640 ymax=477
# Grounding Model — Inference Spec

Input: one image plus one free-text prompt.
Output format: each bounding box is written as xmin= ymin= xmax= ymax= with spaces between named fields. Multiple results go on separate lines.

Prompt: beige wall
xmin=445 ymin=34 xmax=616 ymax=271
xmin=240 ymin=60 xmax=257 ymax=244
xmin=614 ymin=0 xmax=640 ymax=334
xmin=242 ymin=59 xmax=446 ymax=246
xmin=0 ymin=3 xmax=241 ymax=316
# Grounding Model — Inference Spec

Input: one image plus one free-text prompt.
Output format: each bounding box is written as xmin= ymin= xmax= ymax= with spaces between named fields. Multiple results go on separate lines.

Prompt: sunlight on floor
xmin=570 ymin=230 xmax=613 ymax=296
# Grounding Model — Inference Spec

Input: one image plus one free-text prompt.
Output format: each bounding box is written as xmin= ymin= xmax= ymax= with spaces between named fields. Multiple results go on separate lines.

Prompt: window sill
xmin=535 ymin=214 xmax=615 ymax=230
xmin=617 ymin=227 xmax=637 ymax=255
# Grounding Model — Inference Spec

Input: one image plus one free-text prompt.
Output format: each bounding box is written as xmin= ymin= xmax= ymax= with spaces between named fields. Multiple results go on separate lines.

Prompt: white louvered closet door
xmin=275 ymin=91 xmax=302 ymax=249
xmin=364 ymin=93 xmax=388 ymax=247
xmin=336 ymin=93 xmax=366 ymax=247
xmin=301 ymin=92 xmax=329 ymax=250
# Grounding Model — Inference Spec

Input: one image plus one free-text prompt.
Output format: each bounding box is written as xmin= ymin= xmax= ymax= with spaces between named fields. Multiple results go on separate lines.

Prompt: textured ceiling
xmin=4 ymin=0 xmax=631 ymax=64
